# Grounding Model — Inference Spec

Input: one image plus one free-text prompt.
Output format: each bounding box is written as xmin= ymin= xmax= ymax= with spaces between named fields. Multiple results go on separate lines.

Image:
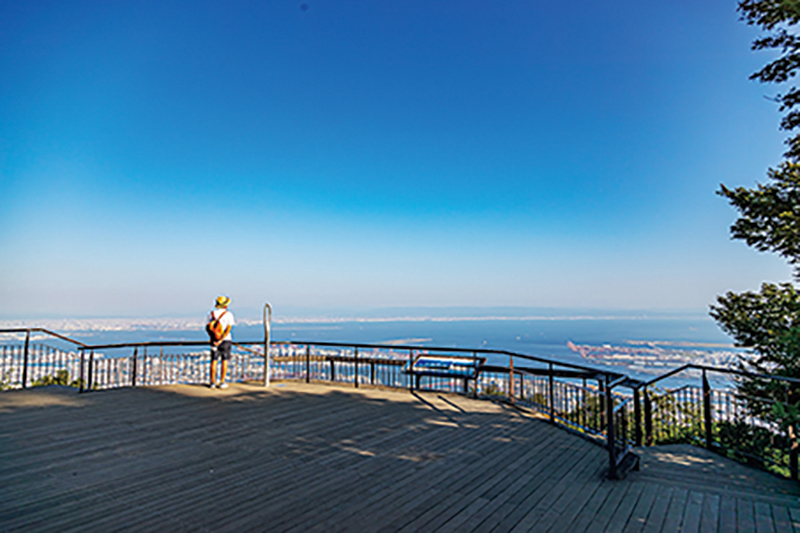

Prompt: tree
xmin=710 ymin=1 xmax=800 ymax=475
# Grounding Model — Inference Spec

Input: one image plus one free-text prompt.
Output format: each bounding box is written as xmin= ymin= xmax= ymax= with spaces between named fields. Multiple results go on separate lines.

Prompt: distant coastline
xmin=0 ymin=311 xmax=715 ymax=332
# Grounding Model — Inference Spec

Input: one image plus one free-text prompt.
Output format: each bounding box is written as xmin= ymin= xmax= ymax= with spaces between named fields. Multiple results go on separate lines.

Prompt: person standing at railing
xmin=206 ymin=295 xmax=235 ymax=389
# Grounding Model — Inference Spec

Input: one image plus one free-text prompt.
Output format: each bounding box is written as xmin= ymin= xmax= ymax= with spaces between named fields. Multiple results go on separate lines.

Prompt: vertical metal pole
xmin=79 ymin=348 xmax=85 ymax=393
xmin=702 ymin=369 xmax=713 ymax=450
xmin=263 ymin=303 xmax=272 ymax=387
xmin=408 ymin=350 xmax=414 ymax=392
xmin=305 ymin=345 xmax=310 ymax=383
xmin=606 ymin=376 xmax=617 ymax=479
xmin=644 ymin=387 xmax=653 ymax=446
xmin=132 ymin=347 xmax=138 ymax=387
xmin=548 ymin=362 xmax=555 ymax=424
xmin=472 ymin=351 xmax=478 ymax=398
xmin=88 ymin=350 xmax=95 ymax=391
xmin=633 ymin=387 xmax=642 ymax=447
xmin=509 ymin=356 xmax=515 ymax=405
xmin=597 ymin=379 xmax=606 ymax=431
xmin=354 ymin=347 xmax=359 ymax=388
xmin=21 ymin=331 xmax=30 ymax=389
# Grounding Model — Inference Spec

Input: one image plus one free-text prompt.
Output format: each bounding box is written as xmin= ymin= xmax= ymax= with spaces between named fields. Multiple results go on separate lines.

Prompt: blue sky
xmin=1 ymin=0 xmax=795 ymax=318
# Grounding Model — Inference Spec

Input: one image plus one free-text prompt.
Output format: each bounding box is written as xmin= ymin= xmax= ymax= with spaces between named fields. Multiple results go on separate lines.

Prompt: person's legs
xmin=210 ymin=347 xmax=219 ymax=387
xmin=219 ymin=360 xmax=228 ymax=388
xmin=218 ymin=341 xmax=231 ymax=388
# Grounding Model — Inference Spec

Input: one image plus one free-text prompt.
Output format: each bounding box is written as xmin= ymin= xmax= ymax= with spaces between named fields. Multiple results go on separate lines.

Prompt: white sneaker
xmin=219 ymin=383 xmax=229 ymax=389
xmin=209 ymin=383 xmax=217 ymax=389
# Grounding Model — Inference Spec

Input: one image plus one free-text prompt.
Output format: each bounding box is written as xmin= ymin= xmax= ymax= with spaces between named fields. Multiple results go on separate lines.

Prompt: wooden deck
xmin=1 ymin=382 xmax=799 ymax=532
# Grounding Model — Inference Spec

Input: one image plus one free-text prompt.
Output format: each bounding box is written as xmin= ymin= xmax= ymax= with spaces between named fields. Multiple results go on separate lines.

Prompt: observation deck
xmin=2 ymin=382 xmax=799 ymax=532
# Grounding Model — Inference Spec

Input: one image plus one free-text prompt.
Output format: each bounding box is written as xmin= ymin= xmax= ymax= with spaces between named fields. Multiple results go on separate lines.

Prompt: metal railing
xmin=637 ymin=364 xmax=800 ymax=480
xmin=0 ymin=328 xmax=86 ymax=390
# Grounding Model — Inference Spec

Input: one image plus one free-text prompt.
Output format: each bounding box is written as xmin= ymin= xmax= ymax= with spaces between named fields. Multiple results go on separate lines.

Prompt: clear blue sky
xmin=1 ymin=0 xmax=794 ymax=318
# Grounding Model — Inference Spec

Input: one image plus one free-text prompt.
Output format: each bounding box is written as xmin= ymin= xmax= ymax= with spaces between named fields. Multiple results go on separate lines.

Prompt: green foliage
xmin=710 ymin=283 xmax=800 ymax=421
xmin=715 ymin=420 xmax=790 ymax=474
xmin=31 ymin=370 xmax=82 ymax=388
xmin=0 ymin=370 xmax=12 ymax=391
xmin=647 ymin=388 xmax=704 ymax=444
xmin=739 ymin=1 xmax=800 ymax=159
xmin=480 ymin=382 xmax=505 ymax=398
xmin=718 ymin=164 xmax=800 ymax=277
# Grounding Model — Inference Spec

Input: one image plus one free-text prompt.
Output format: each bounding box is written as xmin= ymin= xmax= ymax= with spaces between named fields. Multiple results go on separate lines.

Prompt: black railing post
xmin=548 ymin=362 xmax=555 ymax=424
xmin=509 ymin=356 xmax=515 ymax=405
xmin=408 ymin=350 xmax=414 ymax=392
xmin=305 ymin=345 xmax=310 ymax=383
xmin=702 ymin=369 xmax=713 ymax=450
xmin=131 ymin=347 xmax=138 ymax=387
xmin=79 ymin=348 xmax=85 ymax=393
xmin=598 ymin=379 xmax=606 ymax=431
xmin=633 ymin=387 xmax=642 ymax=446
xmin=370 ymin=361 xmax=375 ymax=385
xmin=354 ymin=347 xmax=359 ymax=388
xmin=606 ymin=376 xmax=617 ymax=479
xmin=472 ymin=351 xmax=478 ymax=398
xmin=88 ymin=350 xmax=95 ymax=391
xmin=644 ymin=387 xmax=653 ymax=446
xmin=21 ymin=330 xmax=30 ymax=389
xmin=330 ymin=357 xmax=335 ymax=382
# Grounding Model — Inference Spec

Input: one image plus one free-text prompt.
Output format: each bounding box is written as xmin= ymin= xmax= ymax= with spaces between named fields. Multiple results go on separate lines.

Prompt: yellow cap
xmin=215 ymin=295 xmax=231 ymax=308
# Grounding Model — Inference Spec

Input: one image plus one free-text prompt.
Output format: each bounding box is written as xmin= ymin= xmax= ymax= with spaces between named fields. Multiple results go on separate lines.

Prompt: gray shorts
xmin=211 ymin=340 xmax=232 ymax=361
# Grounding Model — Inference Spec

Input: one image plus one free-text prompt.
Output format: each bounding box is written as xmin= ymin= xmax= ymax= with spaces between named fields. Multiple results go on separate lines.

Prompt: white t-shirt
xmin=209 ymin=308 xmax=235 ymax=341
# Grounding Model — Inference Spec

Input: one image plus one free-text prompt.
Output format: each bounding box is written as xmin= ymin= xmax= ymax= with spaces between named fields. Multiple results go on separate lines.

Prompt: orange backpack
xmin=206 ymin=310 xmax=228 ymax=343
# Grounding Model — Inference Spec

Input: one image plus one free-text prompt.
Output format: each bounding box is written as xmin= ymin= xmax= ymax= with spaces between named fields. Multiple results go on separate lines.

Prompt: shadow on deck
xmin=1 ymin=382 xmax=798 ymax=532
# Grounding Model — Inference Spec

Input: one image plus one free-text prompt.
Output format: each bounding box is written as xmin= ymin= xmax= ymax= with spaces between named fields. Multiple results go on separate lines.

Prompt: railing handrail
xmin=0 ymin=328 xmax=88 ymax=348
xmin=639 ymin=362 xmax=800 ymax=388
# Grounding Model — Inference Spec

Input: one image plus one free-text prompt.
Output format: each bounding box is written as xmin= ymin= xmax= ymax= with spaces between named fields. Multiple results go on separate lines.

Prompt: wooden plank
xmin=289 ymin=404 xmax=548 ymax=532
xmin=539 ymin=465 xmax=608 ymax=532
xmin=511 ymin=449 xmax=608 ymax=531
xmin=486 ymin=441 xmax=602 ymax=532
xmin=680 ymin=490 xmax=704 ymax=533
xmin=737 ymin=498 xmax=756 ymax=531
xmin=385 ymin=428 xmax=578 ymax=533
xmin=582 ymin=481 xmax=633 ymax=533
xmin=718 ymin=495 xmax=737 ymax=533
xmin=771 ymin=504 xmax=793 ymax=533
xmin=660 ymin=487 xmax=689 ymax=532
xmin=754 ymin=501 xmax=776 ymax=533
xmin=511 ymin=448 xmax=611 ymax=532
xmin=421 ymin=431 xmax=583 ymax=532
xmin=601 ymin=481 xmax=646 ymax=533
xmin=700 ymin=493 xmax=720 ymax=533
xmin=790 ymin=506 xmax=800 ymax=531
xmin=622 ymin=482 xmax=660 ymax=533
xmin=481 ymin=441 xmax=604 ymax=532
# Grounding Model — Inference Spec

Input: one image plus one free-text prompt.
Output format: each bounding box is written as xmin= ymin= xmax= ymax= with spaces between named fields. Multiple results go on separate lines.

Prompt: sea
xmin=2 ymin=311 xmax=744 ymax=388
